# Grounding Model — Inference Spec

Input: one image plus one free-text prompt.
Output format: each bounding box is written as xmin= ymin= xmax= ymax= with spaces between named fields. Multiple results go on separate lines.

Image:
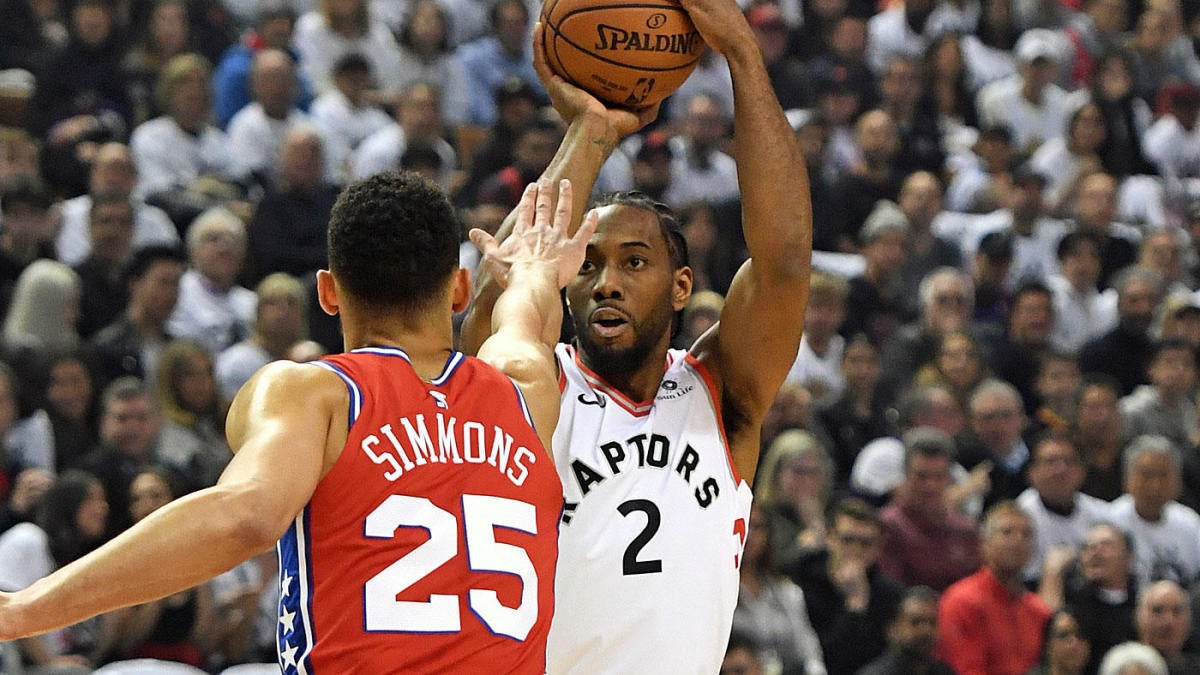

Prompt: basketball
xmin=541 ymin=0 xmax=705 ymax=109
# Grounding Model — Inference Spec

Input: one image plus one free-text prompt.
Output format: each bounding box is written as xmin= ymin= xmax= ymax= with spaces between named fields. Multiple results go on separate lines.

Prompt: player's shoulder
xmin=235 ymin=359 xmax=348 ymax=408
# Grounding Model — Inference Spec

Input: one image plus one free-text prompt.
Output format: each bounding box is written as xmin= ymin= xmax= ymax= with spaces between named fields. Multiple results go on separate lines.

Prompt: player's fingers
xmin=574 ymin=209 xmax=599 ymax=247
xmin=514 ymin=182 xmax=537 ymax=234
xmin=467 ymin=228 xmax=498 ymax=257
xmin=531 ymin=23 xmax=557 ymax=83
xmin=553 ymin=179 xmax=573 ymax=232
xmin=534 ymin=178 xmax=554 ymax=229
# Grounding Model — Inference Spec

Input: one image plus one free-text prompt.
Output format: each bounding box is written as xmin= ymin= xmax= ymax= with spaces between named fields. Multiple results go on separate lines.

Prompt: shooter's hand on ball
xmin=678 ymin=0 xmax=756 ymax=60
xmin=532 ymin=23 xmax=658 ymax=145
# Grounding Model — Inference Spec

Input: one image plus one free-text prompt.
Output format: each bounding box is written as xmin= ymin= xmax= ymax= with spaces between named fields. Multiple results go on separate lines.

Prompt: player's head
xmin=567 ymin=191 xmax=692 ymax=376
xmin=320 ymin=171 xmax=463 ymax=321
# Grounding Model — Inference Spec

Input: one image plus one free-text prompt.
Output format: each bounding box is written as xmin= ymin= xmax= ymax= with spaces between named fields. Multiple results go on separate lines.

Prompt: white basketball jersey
xmin=546 ymin=344 xmax=753 ymax=675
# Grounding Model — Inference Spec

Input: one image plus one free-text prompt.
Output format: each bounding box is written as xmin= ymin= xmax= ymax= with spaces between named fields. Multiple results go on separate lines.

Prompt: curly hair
xmin=328 ymin=171 xmax=461 ymax=315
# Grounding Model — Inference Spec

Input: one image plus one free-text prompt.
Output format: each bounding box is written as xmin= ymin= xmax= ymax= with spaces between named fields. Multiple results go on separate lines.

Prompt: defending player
xmin=0 ymin=173 xmax=593 ymax=674
xmin=461 ymin=0 xmax=812 ymax=670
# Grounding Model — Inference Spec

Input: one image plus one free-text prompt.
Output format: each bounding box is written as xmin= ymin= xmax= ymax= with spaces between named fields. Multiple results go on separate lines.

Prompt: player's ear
xmin=450 ymin=268 xmax=471 ymax=314
xmin=671 ymin=266 xmax=693 ymax=312
xmin=316 ymin=269 xmax=340 ymax=316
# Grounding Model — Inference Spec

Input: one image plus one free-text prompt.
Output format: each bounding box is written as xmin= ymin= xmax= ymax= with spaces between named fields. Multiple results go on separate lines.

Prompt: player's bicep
xmin=221 ymin=362 xmax=346 ymax=534
xmin=477 ymin=336 xmax=561 ymax=451
xmin=707 ymin=258 xmax=808 ymax=417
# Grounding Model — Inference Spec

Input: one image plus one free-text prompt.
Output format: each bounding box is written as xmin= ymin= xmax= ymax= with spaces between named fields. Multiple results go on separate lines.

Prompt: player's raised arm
xmin=473 ymin=178 xmax=597 ymax=450
xmin=459 ymin=24 xmax=658 ymax=356
xmin=682 ymin=0 xmax=812 ymax=483
xmin=0 ymin=361 xmax=345 ymax=641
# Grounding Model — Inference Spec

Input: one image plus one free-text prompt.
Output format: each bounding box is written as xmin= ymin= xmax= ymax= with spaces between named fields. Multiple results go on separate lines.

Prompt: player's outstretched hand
xmin=470 ymin=178 xmax=597 ymax=290
xmin=678 ymin=0 xmax=755 ymax=59
xmin=532 ymin=23 xmax=659 ymax=140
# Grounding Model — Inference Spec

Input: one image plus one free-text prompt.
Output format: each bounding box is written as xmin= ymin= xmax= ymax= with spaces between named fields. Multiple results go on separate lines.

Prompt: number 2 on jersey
xmin=618 ymin=499 xmax=663 ymax=575
xmin=363 ymin=494 xmax=538 ymax=640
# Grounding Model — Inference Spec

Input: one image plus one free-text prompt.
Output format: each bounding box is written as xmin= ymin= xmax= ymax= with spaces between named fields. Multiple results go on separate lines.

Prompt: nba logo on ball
xmin=541 ymin=0 xmax=706 ymax=108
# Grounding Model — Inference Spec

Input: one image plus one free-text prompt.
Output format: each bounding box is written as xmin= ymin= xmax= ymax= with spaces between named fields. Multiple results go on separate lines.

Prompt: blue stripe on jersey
xmin=311 ymin=361 xmax=362 ymax=426
xmin=430 ymin=351 xmax=465 ymax=386
xmin=349 ymin=346 xmax=412 ymax=362
xmin=508 ymin=379 xmax=536 ymax=431
xmin=277 ymin=507 xmax=316 ymax=674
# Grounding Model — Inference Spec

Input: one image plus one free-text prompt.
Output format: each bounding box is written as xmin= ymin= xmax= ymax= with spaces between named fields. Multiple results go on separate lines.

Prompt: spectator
xmin=1136 ymin=580 xmax=1199 ymax=675
xmin=970 ymin=230 xmax=1014 ymax=331
xmin=1062 ymin=0 xmax=1129 ymax=88
xmin=879 ymin=55 xmax=944 ymax=176
xmin=1143 ymin=84 xmax=1200 ymax=203
xmin=154 ymin=340 xmax=229 ymax=490
xmin=1017 ymin=432 xmax=1113 ymax=581
xmin=1067 ymin=173 xmax=1141 ymax=289
xmin=831 ymin=111 xmax=903 ymax=250
xmin=947 ymin=125 xmax=1017 ymax=214
xmin=895 ymin=173 xmax=964 ymax=319
xmin=0 ymin=175 xmax=56 ymax=315
xmin=168 ymin=207 xmax=255 ymax=356
xmin=74 ymin=378 xmax=163 ymax=537
xmin=0 ymin=0 xmax=56 ymax=75
xmin=32 ymin=0 xmax=133 ymax=196
xmin=976 ymin=28 xmax=1069 ymax=154
xmin=394 ymin=0 xmax=470 ymax=125
xmin=865 ymin=0 xmax=940 ymax=73
xmin=307 ymin=52 xmax=391 ymax=156
xmin=878 ymin=426 xmax=982 ymax=591
xmin=246 ymin=126 xmax=339 ymax=282
xmin=1127 ymin=8 xmax=1200 ymax=105
xmin=0 ymin=467 xmax=52 ymax=535
xmin=474 ymin=116 xmax=564 ymax=209
xmin=923 ymin=35 xmax=981 ymax=148
xmin=73 ymin=191 xmax=135 ymax=339
xmin=54 ymin=142 xmax=180 ymax=268
xmin=841 ymin=200 xmax=911 ymax=346
xmin=756 ymin=429 xmax=834 ymax=567
xmin=1089 ymin=50 xmax=1157 ymax=182
xmin=732 ymin=505 xmax=828 ymax=675
xmin=455 ymin=75 xmax=542 ymax=207
xmin=786 ymin=270 xmax=849 ymax=406
xmin=663 ymin=92 xmax=739 ymax=208
xmin=0 ymin=469 xmax=114 ymax=671
xmin=92 ymin=245 xmax=186 ymax=386
xmin=879 ymin=267 xmax=976 ymax=405
xmin=129 ymin=53 xmax=238 ymax=230
xmin=1032 ymin=102 xmax=1111 ymax=217
xmin=352 ymin=80 xmax=457 ymax=187
xmin=43 ymin=350 xmax=99 ymax=472
xmin=1028 ymin=608 xmax=1092 ymax=675
xmin=1078 ymin=266 xmax=1164 ymax=396
xmin=1098 ymin=642 xmax=1169 ymax=675
xmin=455 ymin=0 xmax=543 ymax=126
xmin=212 ymin=4 xmax=309 ymax=129
xmin=1055 ymin=523 xmax=1140 ymax=674
xmin=1073 ymin=374 xmax=1128 ymax=500
xmin=122 ymin=0 xmax=195 ymax=127
xmin=857 ymin=586 xmax=955 ymax=675
xmin=1138 ymin=231 xmax=1189 ymax=298
xmin=1030 ymin=350 xmax=1081 ymax=435
xmin=914 ymin=330 xmax=990 ymax=410
xmin=789 ymin=498 xmax=904 ymax=674
xmin=817 ymin=335 xmax=890 ymax=487
xmin=110 ymin=466 xmax=218 ymax=668
xmin=226 ymin=49 xmax=329 ymax=185
xmin=986 ymin=280 xmax=1055 ymax=414
xmin=958 ymin=378 xmax=1035 ymax=508
xmin=1109 ymin=435 xmax=1200 ymax=588
xmin=936 ymin=502 xmax=1052 ymax=675
xmin=1047 ymin=230 xmax=1118 ymax=354
xmin=747 ymin=4 xmax=807 ymax=110
xmin=291 ymin=0 xmax=404 ymax=97
xmin=1120 ymin=339 xmax=1197 ymax=447
xmin=215 ymin=273 xmax=308 ymax=401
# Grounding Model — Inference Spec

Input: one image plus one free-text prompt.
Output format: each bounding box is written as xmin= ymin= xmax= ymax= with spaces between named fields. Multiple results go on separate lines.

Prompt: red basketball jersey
xmin=275 ymin=347 xmax=561 ymax=674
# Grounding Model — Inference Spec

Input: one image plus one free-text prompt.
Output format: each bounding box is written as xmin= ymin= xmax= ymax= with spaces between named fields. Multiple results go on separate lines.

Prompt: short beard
xmin=571 ymin=304 xmax=674 ymax=382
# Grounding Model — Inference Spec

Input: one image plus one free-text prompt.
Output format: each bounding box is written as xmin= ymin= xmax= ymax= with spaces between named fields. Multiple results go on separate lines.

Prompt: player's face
xmin=568 ymin=205 xmax=689 ymax=377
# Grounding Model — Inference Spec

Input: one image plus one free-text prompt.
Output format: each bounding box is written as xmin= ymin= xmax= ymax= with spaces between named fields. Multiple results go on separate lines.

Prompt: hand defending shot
xmin=469 ymin=178 xmax=597 ymax=290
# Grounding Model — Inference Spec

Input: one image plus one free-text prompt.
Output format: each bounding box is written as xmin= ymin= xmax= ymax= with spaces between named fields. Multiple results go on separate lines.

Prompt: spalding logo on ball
xmin=541 ymin=0 xmax=706 ymax=108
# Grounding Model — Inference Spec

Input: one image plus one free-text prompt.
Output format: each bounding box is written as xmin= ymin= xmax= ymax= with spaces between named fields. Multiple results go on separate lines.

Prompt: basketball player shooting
xmin=461 ymin=0 xmax=812 ymax=669
xmin=0 ymin=174 xmax=592 ymax=674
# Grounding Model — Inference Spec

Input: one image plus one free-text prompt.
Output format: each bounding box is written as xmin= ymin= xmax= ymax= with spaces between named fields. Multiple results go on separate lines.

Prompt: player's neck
xmin=579 ymin=346 xmax=669 ymax=404
xmin=343 ymin=317 xmax=457 ymax=381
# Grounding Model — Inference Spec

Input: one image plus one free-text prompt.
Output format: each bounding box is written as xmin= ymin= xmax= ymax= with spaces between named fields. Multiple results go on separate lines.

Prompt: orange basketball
xmin=541 ymin=0 xmax=705 ymax=109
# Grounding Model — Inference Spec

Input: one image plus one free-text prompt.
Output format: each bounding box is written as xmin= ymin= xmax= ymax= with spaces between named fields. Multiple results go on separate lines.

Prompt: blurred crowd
xmin=1 ymin=0 xmax=1200 ymax=672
